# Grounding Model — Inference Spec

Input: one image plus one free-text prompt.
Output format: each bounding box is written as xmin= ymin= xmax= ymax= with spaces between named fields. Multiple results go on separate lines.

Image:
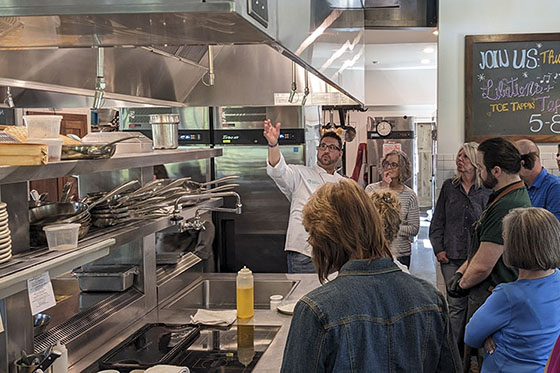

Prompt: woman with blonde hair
xmin=465 ymin=207 xmax=560 ymax=372
xmin=281 ymin=179 xmax=461 ymax=372
xmin=365 ymin=149 xmax=419 ymax=268
xmin=429 ymin=142 xmax=492 ymax=352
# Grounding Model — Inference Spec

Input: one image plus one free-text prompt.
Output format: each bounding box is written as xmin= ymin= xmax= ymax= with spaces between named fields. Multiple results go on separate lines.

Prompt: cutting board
xmin=0 ymin=143 xmax=48 ymax=165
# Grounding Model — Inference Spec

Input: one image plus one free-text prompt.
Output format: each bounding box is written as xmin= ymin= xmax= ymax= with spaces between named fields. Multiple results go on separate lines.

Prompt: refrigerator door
xmin=214 ymin=145 xmax=305 ymax=272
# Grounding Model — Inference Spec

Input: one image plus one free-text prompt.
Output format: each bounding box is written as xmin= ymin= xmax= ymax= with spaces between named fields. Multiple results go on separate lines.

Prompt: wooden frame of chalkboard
xmin=466 ymin=33 xmax=560 ymax=143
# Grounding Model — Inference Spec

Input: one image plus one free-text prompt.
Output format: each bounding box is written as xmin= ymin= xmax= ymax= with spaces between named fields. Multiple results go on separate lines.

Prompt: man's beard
xmin=318 ymin=154 xmax=335 ymax=168
xmin=482 ymin=171 xmax=498 ymax=189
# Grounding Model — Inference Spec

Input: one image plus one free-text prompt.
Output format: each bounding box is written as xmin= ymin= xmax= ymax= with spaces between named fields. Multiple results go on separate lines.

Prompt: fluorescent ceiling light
xmin=421 ymin=59 xmax=430 ymax=64
xmin=423 ymin=47 xmax=434 ymax=53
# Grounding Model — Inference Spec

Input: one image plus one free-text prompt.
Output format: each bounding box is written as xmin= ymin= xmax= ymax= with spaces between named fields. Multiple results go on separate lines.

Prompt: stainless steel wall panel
xmin=214 ymin=145 xmax=305 ymax=272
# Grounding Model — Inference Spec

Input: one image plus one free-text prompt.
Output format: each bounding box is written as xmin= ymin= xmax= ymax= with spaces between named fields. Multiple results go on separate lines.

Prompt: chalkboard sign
xmin=466 ymin=33 xmax=560 ymax=142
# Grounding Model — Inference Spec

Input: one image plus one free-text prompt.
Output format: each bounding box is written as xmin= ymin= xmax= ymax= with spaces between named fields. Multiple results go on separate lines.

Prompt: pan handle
xmin=199 ymin=175 xmax=239 ymax=187
xmin=200 ymin=183 xmax=240 ymax=193
xmin=87 ymin=180 xmax=140 ymax=210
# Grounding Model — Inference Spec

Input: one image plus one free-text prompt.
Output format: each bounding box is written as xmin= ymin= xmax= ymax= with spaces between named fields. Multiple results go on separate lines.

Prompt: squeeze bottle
xmin=52 ymin=341 xmax=68 ymax=373
xmin=236 ymin=266 xmax=254 ymax=318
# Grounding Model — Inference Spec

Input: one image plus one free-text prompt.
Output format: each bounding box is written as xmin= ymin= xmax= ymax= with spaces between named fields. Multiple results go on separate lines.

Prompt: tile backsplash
xmin=434 ymin=152 xmax=560 ymax=199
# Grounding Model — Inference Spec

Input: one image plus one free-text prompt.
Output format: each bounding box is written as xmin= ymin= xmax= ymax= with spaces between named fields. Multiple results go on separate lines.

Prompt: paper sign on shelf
xmin=382 ymin=142 xmax=401 ymax=156
xmin=27 ymin=272 xmax=56 ymax=316
xmin=0 ymin=311 xmax=4 ymax=333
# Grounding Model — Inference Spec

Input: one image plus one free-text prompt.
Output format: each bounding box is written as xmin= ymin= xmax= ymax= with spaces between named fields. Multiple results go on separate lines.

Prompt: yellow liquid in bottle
xmin=236 ymin=287 xmax=254 ymax=318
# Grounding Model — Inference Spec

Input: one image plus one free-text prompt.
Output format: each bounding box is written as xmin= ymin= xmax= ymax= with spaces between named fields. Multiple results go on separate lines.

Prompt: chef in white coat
xmin=264 ymin=119 xmax=344 ymax=273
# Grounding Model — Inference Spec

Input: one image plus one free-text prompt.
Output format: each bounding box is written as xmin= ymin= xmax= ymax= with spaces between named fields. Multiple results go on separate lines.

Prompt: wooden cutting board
xmin=0 ymin=143 xmax=48 ymax=165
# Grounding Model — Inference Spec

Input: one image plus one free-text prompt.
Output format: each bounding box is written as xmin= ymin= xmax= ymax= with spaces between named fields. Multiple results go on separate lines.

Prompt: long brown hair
xmin=368 ymin=189 xmax=401 ymax=245
xmin=303 ymin=179 xmax=392 ymax=283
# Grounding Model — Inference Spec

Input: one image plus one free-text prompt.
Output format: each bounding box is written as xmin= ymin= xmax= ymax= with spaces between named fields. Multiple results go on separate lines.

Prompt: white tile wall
xmin=435 ymin=151 xmax=560 ymax=199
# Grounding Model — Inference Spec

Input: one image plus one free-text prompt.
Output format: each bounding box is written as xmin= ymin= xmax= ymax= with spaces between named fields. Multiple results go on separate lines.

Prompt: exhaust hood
xmin=0 ymin=0 xmax=365 ymax=107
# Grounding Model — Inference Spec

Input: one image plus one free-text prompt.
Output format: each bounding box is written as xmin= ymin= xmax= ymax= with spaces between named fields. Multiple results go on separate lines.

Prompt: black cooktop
xmin=92 ymin=323 xmax=280 ymax=373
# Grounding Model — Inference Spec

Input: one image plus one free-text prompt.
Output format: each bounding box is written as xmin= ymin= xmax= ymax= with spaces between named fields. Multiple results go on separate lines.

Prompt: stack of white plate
xmin=0 ymin=202 xmax=11 ymax=263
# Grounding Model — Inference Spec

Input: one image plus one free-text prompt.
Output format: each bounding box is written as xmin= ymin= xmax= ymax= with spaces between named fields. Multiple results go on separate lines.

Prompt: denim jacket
xmin=281 ymin=258 xmax=462 ymax=372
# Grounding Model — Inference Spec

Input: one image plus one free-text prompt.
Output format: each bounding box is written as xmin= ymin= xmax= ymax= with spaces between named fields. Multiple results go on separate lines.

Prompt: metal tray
xmin=75 ymin=265 xmax=138 ymax=292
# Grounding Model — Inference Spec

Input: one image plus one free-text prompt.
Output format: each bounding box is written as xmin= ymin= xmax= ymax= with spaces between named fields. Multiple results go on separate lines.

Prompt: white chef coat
xmin=267 ymin=153 xmax=344 ymax=257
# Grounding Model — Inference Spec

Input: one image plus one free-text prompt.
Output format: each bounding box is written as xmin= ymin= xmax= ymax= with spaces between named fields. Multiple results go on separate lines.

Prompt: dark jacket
xmin=429 ymin=178 xmax=491 ymax=260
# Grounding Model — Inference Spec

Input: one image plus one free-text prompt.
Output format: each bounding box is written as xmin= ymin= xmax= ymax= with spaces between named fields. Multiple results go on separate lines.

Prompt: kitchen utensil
xmin=32 ymin=350 xmax=62 ymax=373
xmin=344 ymin=126 xmax=356 ymax=142
xmin=75 ymin=265 xmax=139 ymax=292
xmin=150 ymin=114 xmax=179 ymax=150
xmin=86 ymin=180 xmax=140 ymax=210
xmin=15 ymin=349 xmax=61 ymax=373
xmin=60 ymin=136 xmax=139 ymax=160
xmin=60 ymin=181 xmax=74 ymax=203
xmin=344 ymin=110 xmax=356 ymax=142
xmin=29 ymin=202 xmax=88 ymax=225
xmin=33 ymin=313 xmax=51 ymax=336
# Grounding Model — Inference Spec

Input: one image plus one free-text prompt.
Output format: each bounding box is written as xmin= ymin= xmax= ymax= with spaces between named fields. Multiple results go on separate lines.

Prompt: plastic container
xmin=236 ymin=266 xmax=254 ymax=319
xmin=52 ymin=341 xmax=68 ymax=373
xmin=26 ymin=137 xmax=63 ymax=161
xmin=269 ymin=295 xmax=283 ymax=310
xmin=23 ymin=115 xmax=62 ymax=138
xmin=43 ymin=223 xmax=80 ymax=250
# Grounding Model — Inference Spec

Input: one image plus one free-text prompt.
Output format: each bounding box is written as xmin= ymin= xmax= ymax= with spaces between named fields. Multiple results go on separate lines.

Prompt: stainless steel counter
xmin=70 ymin=273 xmax=321 ymax=373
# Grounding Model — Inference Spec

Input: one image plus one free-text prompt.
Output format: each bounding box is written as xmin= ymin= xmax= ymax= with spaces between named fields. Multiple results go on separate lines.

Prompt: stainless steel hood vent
xmin=0 ymin=0 xmax=366 ymax=107
xmin=365 ymin=0 xmax=437 ymax=27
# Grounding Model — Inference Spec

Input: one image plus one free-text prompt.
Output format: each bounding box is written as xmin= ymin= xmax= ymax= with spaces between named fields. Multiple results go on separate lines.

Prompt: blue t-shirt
xmin=465 ymin=270 xmax=560 ymax=373
xmin=527 ymin=168 xmax=560 ymax=221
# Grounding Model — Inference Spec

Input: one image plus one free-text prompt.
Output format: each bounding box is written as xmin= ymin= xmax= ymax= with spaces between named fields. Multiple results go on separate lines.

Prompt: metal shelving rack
xmin=0 ymin=147 xmax=223 ymax=371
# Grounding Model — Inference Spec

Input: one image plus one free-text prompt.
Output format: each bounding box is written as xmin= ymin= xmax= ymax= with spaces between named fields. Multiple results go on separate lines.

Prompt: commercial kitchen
xmin=0 ymin=0 xmax=559 ymax=371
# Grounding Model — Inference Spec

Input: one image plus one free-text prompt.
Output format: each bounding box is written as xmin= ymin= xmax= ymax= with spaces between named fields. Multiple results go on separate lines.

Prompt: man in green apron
xmin=446 ymin=138 xmax=532 ymax=367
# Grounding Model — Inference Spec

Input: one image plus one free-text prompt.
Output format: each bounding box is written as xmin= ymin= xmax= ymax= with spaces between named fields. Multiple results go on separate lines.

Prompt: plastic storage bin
xmin=26 ymin=138 xmax=63 ymax=161
xmin=43 ymin=223 xmax=80 ymax=250
xmin=23 ymin=115 xmax=62 ymax=138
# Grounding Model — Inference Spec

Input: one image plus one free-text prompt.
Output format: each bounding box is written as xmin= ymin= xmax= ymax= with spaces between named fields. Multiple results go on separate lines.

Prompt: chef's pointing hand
xmin=263 ymin=119 xmax=281 ymax=146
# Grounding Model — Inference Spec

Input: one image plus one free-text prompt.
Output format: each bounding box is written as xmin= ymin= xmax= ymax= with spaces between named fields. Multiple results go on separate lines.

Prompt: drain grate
xmin=34 ymin=289 xmax=141 ymax=353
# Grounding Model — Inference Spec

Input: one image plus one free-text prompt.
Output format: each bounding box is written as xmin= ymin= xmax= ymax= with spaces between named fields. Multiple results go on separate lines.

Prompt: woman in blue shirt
xmin=465 ymin=207 xmax=560 ymax=373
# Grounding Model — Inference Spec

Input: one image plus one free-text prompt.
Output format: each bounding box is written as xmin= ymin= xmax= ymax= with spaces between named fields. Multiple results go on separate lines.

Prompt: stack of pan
xmin=81 ymin=176 xmax=240 ymax=228
xmin=29 ymin=202 xmax=91 ymax=247
xmin=90 ymin=203 xmax=131 ymax=228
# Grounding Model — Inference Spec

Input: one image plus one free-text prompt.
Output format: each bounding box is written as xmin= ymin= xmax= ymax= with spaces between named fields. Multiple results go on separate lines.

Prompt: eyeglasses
xmin=317 ymin=143 xmax=341 ymax=152
xmin=382 ymin=161 xmax=399 ymax=169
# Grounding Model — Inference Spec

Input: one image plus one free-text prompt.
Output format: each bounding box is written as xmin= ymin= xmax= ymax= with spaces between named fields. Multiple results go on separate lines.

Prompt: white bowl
xmin=0 ymin=245 xmax=10 ymax=255
xmin=0 ymin=239 xmax=11 ymax=250
xmin=0 ymin=249 xmax=11 ymax=259
xmin=0 ymin=235 xmax=10 ymax=245
xmin=0 ymin=253 xmax=12 ymax=264
xmin=0 ymin=228 xmax=10 ymax=239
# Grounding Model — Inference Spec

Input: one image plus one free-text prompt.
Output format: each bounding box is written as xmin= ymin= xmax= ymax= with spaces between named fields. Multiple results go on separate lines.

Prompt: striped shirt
xmin=365 ymin=182 xmax=420 ymax=256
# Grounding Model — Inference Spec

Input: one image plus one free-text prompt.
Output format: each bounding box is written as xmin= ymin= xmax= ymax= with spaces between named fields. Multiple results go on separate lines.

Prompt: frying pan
xmin=61 ymin=136 xmax=139 ymax=160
